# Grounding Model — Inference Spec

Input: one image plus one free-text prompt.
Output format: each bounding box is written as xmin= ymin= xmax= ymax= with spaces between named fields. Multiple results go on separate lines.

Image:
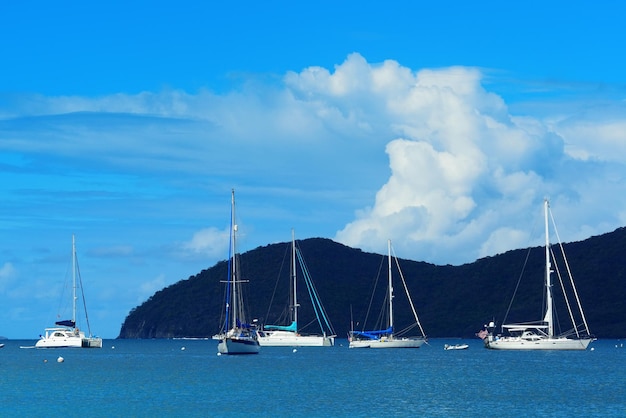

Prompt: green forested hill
xmin=118 ymin=227 xmax=626 ymax=339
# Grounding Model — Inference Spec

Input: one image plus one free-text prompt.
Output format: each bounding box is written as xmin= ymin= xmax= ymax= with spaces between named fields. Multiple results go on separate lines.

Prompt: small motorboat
xmin=444 ymin=343 xmax=469 ymax=350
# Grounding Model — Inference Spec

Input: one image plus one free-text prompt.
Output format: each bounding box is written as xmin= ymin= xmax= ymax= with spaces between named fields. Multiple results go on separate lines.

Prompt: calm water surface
xmin=1 ymin=338 xmax=624 ymax=417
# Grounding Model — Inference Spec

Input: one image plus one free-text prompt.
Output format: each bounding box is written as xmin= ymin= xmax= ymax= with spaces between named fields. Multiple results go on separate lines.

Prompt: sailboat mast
xmin=72 ymin=234 xmax=77 ymax=326
xmin=388 ymin=239 xmax=393 ymax=332
xmin=231 ymin=189 xmax=238 ymax=330
xmin=543 ymin=199 xmax=554 ymax=337
xmin=291 ymin=229 xmax=298 ymax=328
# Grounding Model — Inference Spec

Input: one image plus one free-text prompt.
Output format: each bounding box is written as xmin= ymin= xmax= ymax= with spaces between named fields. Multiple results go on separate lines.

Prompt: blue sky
xmin=1 ymin=1 xmax=625 ymax=339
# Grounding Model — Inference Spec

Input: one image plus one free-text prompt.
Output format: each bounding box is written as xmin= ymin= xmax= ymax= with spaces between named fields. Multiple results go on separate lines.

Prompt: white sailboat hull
xmin=217 ymin=337 xmax=260 ymax=355
xmin=216 ymin=191 xmax=261 ymax=356
xmin=485 ymin=336 xmax=592 ymax=351
xmin=258 ymin=331 xmax=334 ymax=347
xmin=260 ymin=230 xmax=336 ymax=349
xmin=350 ymin=240 xmax=427 ymax=349
xmin=482 ymin=200 xmax=593 ymax=352
xmin=37 ymin=236 xmax=102 ymax=349
xmin=35 ymin=327 xmax=102 ymax=348
xmin=349 ymin=337 xmax=425 ymax=349
xmin=36 ymin=334 xmax=83 ymax=348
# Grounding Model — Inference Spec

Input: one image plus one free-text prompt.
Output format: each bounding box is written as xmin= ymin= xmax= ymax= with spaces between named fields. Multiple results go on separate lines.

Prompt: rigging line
xmin=74 ymin=256 xmax=93 ymax=336
xmin=549 ymin=252 xmax=564 ymax=335
xmin=294 ymin=248 xmax=323 ymax=330
xmin=295 ymin=248 xmax=322 ymax=330
xmin=299 ymin=318 xmax=316 ymax=332
xmin=550 ymin=245 xmax=580 ymax=338
xmin=296 ymin=249 xmax=334 ymax=333
xmin=297 ymin=249 xmax=335 ymax=334
xmin=549 ymin=208 xmax=591 ymax=335
xmin=294 ymin=243 xmax=336 ymax=333
xmin=239 ymin=289 xmax=251 ymax=324
xmin=396 ymin=323 xmax=418 ymax=336
xmin=501 ymin=246 xmax=532 ymax=332
xmin=362 ymin=254 xmax=386 ymax=332
xmin=300 ymin=264 xmax=323 ymax=330
xmin=391 ymin=244 xmax=426 ymax=338
xmin=501 ymin=206 xmax=542 ymax=331
xmin=304 ymin=272 xmax=331 ymax=332
xmin=223 ymin=193 xmax=234 ymax=333
xmin=376 ymin=290 xmax=390 ymax=331
xmin=264 ymin=243 xmax=290 ymax=324
xmin=55 ymin=257 xmax=73 ymax=321
xmin=217 ymin=273 xmax=228 ymax=335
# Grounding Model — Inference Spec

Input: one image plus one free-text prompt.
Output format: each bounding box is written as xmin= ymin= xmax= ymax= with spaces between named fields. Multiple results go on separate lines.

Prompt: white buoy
xmin=57 ymin=356 xmax=64 ymax=363
xmin=591 ymin=347 xmax=595 ymax=351
xmin=293 ymin=348 xmax=297 ymax=353
xmin=217 ymin=352 xmax=222 ymax=356
xmin=181 ymin=346 xmax=186 ymax=351
xmin=111 ymin=346 xmax=115 ymax=349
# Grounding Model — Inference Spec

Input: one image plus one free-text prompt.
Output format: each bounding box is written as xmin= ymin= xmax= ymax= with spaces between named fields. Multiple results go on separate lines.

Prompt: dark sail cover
xmin=352 ymin=327 xmax=393 ymax=340
xmin=55 ymin=319 xmax=76 ymax=327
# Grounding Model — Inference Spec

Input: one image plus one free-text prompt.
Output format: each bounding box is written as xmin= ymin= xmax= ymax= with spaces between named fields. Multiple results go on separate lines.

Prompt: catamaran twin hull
xmin=35 ymin=327 xmax=103 ymax=349
xmin=217 ymin=337 xmax=260 ymax=355
xmin=37 ymin=235 xmax=102 ymax=349
xmin=35 ymin=333 xmax=82 ymax=348
xmin=82 ymin=337 xmax=103 ymax=348
xmin=349 ymin=338 xmax=425 ymax=349
xmin=257 ymin=331 xmax=334 ymax=347
xmin=36 ymin=338 xmax=103 ymax=349
xmin=485 ymin=336 xmax=592 ymax=350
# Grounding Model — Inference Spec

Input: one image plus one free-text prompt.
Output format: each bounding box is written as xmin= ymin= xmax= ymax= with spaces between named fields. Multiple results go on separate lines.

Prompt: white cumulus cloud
xmin=309 ymin=55 xmax=626 ymax=263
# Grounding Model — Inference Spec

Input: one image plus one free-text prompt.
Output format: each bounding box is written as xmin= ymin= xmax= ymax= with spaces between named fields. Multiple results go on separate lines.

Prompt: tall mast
xmin=388 ymin=239 xmax=393 ymax=332
xmin=231 ymin=189 xmax=238 ymax=329
xmin=543 ymin=199 xmax=554 ymax=337
xmin=72 ymin=234 xmax=77 ymax=326
xmin=291 ymin=229 xmax=298 ymax=328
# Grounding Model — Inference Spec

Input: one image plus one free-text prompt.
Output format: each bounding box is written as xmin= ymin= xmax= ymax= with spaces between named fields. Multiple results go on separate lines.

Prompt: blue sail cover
xmin=352 ymin=327 xmax=393 ymax=340
xmin=55 ymin=319 xmax=76 ymax=327
xmin=264 ymin=320 xmax=297 ymax=332
xmin=236 ymin=319 xmax=254 ymax=329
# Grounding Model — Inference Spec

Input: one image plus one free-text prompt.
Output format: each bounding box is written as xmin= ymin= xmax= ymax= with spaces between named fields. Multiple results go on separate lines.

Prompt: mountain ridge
xmin=118 ymin=227 xmax=626 ymax=339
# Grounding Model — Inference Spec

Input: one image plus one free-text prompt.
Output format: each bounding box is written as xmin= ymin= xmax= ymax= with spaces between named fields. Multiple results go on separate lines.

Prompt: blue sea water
xmin=1 ymin=338 xmax=624 ymax=417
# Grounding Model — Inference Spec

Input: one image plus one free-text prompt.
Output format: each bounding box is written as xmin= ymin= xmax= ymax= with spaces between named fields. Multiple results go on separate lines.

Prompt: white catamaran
xmin=36 ymin=235 xmax=102 ymax=349
xmin=482 ymin=199 xmax=594 ymax=350
xmin=348 ymin=240 xmax=427 ymax=349
xmin=216 ymin=190 xmax=260 ymax=355
xmin=258 ymin=230 xmax=335 ymax=347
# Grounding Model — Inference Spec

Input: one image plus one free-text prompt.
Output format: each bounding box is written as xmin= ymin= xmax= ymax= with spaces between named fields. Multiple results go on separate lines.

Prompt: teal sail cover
xmin=264 ymin=321 xmax=297 ymax=332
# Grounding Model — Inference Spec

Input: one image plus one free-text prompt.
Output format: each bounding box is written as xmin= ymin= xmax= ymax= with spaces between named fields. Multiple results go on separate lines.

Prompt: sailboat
xmin=258 ymin=230 xmax=335 ymax=347
xmin=348 ymin=240 xmax=427 ymax=348
xmin=482 ymin=199 xmax=594 ymax=350
xmin=216 ymin=190 xmax=260 ymax=355
xmin=36 ymin=235 xmax=102 ymax=348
